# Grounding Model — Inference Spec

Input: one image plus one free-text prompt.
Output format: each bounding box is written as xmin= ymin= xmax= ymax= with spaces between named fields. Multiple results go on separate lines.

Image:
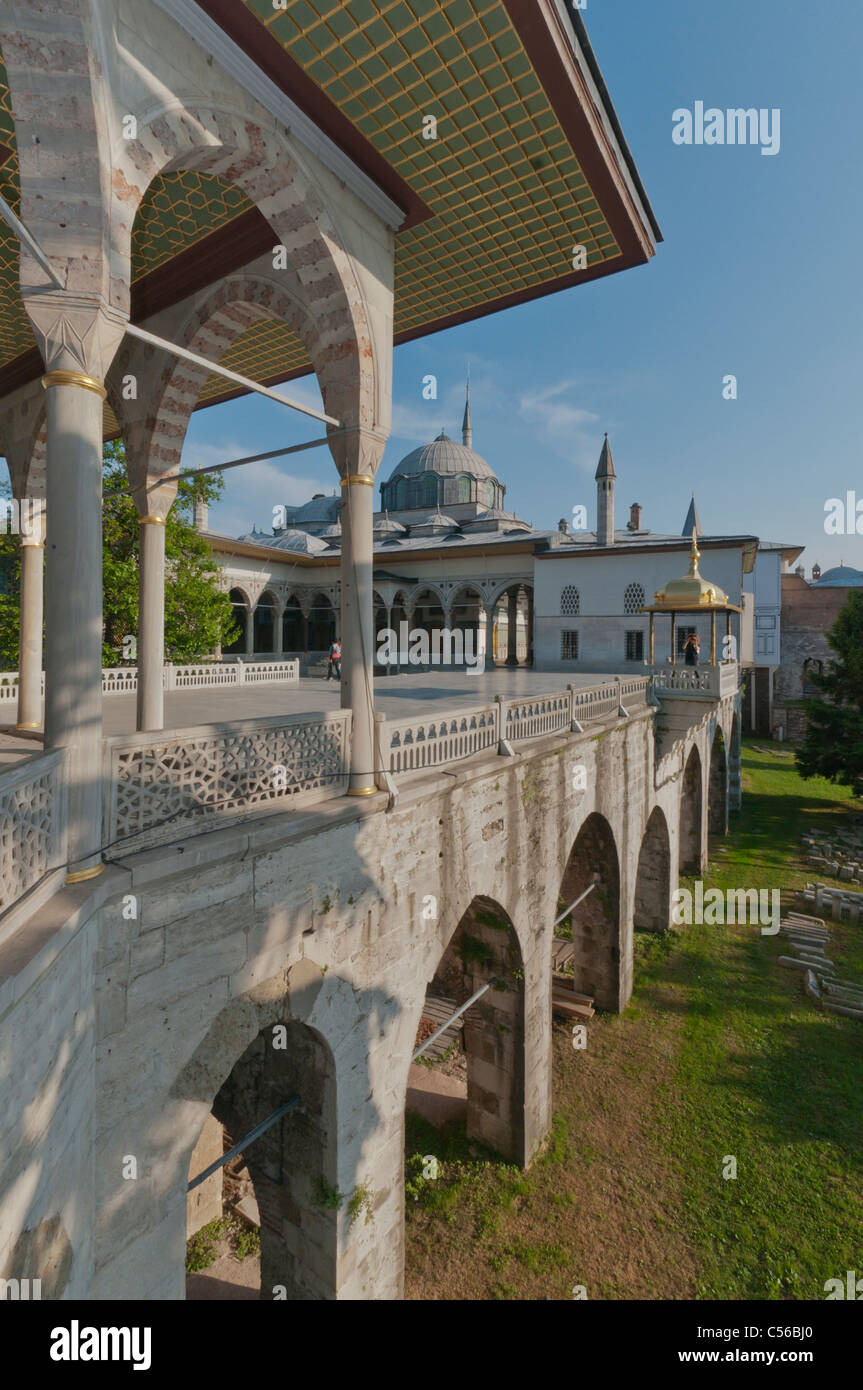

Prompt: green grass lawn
xmin=405 ymin=737 xmax=863 ymax=1300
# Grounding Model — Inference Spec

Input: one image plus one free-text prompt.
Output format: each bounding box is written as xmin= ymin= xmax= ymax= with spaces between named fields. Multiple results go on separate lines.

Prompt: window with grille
xmin=560 ymin=584 xmax=580 ymax=616
xmin=625 ymin=630 xmax=644 ymax=662
xmin=624 ymin=582 xmax=645 ymax=615
xmin=677 ymin=625 xmax=696 ymax=655
xmin=561 ymin=630 xmax=579 ymax=660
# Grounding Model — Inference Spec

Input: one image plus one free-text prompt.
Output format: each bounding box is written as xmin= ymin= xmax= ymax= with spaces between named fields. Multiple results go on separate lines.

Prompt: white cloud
xmin=180 ymin=438 xmax=335 ymax=537
xmin=517 ymin=380 xmax=601 ymax=469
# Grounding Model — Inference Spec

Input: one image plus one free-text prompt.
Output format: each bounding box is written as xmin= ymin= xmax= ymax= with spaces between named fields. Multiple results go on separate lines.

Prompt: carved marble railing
xmin=502 ymin=691 xmax=571 ymax=741
xmin=378 ymin=705 xmax=498 ymax=774
xmin=0 ymin=659 xmax=300 ymax=702
xmin=0 ymin=749 xmax=67 ymax=921
xmin=648 ymin=664 xmax=739 ymax=699
xmin=376 ymin=678 xmax=653 ymax=778
xmin=103 ymin=710 xmax=350 ymax=854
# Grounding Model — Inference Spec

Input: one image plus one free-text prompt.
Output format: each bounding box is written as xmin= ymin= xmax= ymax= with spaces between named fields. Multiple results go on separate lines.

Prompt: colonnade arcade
xmin=0 ymin=4 xmax=398 ymax=877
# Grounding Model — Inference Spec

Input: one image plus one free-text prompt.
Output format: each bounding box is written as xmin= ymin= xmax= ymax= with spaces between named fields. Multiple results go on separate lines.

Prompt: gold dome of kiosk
xmin=651 ymin=532 xmax=729 ymax=610
xmin=640 ymin=530 xmax=742 ymax=667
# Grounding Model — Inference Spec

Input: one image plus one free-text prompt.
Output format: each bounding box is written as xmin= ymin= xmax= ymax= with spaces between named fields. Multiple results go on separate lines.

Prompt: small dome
xmin=651 ymin=535 xmax=730 ymax=609
xmin=373 ymin=515 xmax=407 ymax=534
xmin=269 ymin=528 xmax=329 ymax=555
xmin=813 ymin=564 xmax=863 ymax=587
xmin=289 ymin=494 xmax=341 ymax=523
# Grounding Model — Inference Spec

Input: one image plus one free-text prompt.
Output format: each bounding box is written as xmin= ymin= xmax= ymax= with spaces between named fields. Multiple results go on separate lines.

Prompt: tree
xmin=102 ymin=440 xmax=239 ymax=664
xmin=0 ymin=443 xmax=239 ymax=671
xmin=0 ymin=476 xmax=24 ymax=670
xmin=796 ymin=590 xmax=863 ymax=796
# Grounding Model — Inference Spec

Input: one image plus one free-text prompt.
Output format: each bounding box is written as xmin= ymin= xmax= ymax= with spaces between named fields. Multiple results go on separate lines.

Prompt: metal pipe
xmin=187 ymin=1096 xmax=300 ymax=1192
xmin=125 ymin=323 xmax=341 ymax=427
xmin=0 ymin=192 xmax=66 ymax=290
xmin=103 ymin=433 xmax=344 ymax=500
xmin=554 ymin=877 xmax=598 ymax=928
xmin=412 ymin=977 xmax=497 ymax=1063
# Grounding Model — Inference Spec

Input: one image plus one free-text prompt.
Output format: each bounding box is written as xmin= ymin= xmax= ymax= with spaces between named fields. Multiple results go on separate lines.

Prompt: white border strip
xmin=153 ymin=0 xmax=406 ymax=230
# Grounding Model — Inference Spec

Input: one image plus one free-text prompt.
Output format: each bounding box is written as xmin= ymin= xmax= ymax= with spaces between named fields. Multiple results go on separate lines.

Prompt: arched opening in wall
xmin=556 ymin=813 xmax=621 ymax=1011
xmin=495 ymin=583 xmax=532 ymax=665
xmin=448 ymin=585 xmax=484 ymax=667
xmin=406 ymin=896 xmax=526 ymax=1163
xmin=708 ymin=726 xmax=728 ymax=844
xmin=411 ymin=589 xmax=446 ymax=667
xmin=633 ymin=807 xmax=671 ymax=933
xmin=373 ymin=590 xmax=389 ymax=672
xmin=185 ymin=1020 xmax=336 ymax=1301
xmin=679 ymin=746 xmax=703 ymax=875
xmin=223 ymin=588 xmax=249 ymax=655
xmin=308 ymin=592 xmax=336 ymax=653
xmin=252 ymin=591 xmax=277 ymax=654
xmin=388 ymin=593 xmax=409 ymax=673
xmin=282 ymin=596 xmax=304 ymax=654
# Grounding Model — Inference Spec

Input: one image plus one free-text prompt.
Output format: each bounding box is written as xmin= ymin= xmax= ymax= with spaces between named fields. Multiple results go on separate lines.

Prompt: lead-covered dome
xmin=381 ymin=429 xmax=503 ymax=512
xmin=814 ymin=564 xmax=863 ymax=587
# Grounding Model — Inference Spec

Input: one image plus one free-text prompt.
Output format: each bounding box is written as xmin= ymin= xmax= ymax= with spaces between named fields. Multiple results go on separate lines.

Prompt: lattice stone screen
xmin=560 ymin=585 xmax=580 ymax=616
xmin=104 ymin=712 xmax=351 ymax=853
xmin=0 ymin=749 xmax=66 ymax=918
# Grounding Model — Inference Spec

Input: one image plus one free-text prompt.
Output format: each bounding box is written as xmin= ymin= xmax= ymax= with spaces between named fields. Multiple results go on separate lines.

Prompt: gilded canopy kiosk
xmin=640 ymin=531 xmax=743 ymax=665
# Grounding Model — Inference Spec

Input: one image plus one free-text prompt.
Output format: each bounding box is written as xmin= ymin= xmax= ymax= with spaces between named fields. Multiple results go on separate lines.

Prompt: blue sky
xmin=8 ymin=1 xmax=862 ymax=572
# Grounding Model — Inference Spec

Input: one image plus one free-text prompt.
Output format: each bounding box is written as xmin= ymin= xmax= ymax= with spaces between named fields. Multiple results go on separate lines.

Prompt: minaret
xmin=462 ymin=366 xmax=472 ymax=449
xmin=682 ymin=493 xmax=702 ymax=537
xmin=595 ymin=432 xmax=615 ymax=546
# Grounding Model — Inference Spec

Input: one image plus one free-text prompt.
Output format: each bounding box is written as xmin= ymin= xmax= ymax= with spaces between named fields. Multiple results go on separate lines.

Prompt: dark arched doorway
xmin=557 ymin=813 xmax=621 ymax=1010
xmin=634 ymin=807 xmax=671 ymax=932
xmin=708 ymin=727 xmax=728 ymax=842
xmin=680 ymin=746 xmax=703 ymax=875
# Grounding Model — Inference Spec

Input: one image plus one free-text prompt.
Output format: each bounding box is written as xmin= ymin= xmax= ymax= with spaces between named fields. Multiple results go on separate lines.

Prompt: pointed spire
xmin=595 ymin=432 xmax=615 ymax=479
xmin=682 ymin=492 xmax=702 ymax=537
xmin=462 ymin=365 xmax=473 ymax=449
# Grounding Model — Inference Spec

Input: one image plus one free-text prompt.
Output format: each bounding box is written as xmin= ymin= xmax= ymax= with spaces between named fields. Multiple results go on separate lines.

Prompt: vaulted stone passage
xmin=679 ymin=746 xmax=703 ymax=875
xmin=205 ymin=1020 xmax=337 ymax=1301
xmin=708 ymin=726 xmax=728 ymax=842
xmin=558 ymin=813 xmax=621 ymax=1009
xmin=422 ymin=897 xmax=526 ymax=1162
xmin=634 ymin=806 xmax=671 ymax=932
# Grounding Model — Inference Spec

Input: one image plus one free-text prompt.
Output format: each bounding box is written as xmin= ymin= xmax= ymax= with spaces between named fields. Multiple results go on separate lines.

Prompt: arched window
xmin=456 ymin=475 xmax=471 ymax=503
xmin=486 ymin=481 xmax=496 ymax=507
xmin=624 ymin=582 xmax=645 ymax=615
xmin=802 ymin=658 xmax=823 ymax=693
xmin=561 ymin=584 xmax=580 ymax=616
xmin=394 ymin=479 xmax=406 ymax=508
xmin=422 ymin=474 xmax=437 ymax=507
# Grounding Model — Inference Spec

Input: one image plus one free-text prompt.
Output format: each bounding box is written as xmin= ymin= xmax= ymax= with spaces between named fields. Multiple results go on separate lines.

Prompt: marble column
xmin=274 ymin=605 xmax=284 ymax=658
xmin=25 ymin=288 xmax=126 ymax=879
xmin=331 ymin=430 xmax=387 ymax=796
xmin=506 ymin=589 xmax=519 ymax=665
xmin=16 ymin=500 xmax=45 ymax=729
xmin=137 ymin=516 xmax=166 ymax=731
xmin=245 ymin=608 xmax=255 ymax=656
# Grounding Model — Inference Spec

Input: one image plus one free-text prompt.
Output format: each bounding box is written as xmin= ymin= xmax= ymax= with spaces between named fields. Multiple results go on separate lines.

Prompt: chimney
xmin=594 ymin=433 xmax=615 ymax=546
xmin=558 ymin=517 xmax=568 ymax=534
xmin=194 ymin=495 xmax=208 ymax=532
xmin=627 ymin=502 xmax=642 ymax=532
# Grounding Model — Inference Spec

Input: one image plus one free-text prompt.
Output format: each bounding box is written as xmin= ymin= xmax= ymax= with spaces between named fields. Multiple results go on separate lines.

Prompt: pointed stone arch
xmin=679 ymin=745 xmax=704 ymax=875
xmin=557 ymin=812 xmax=621 ymax=1010
xmin=634 ymin=806 xmax=672 ymax=932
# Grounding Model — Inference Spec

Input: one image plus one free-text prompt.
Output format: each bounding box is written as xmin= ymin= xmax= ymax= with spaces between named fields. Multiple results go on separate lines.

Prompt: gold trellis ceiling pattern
xmin=0 ymin=1 xmax=653 ymax=416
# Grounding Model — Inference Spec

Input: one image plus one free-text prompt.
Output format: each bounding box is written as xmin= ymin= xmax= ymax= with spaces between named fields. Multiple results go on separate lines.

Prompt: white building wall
xmin=533 ymin=545 xmax=745 ymax=672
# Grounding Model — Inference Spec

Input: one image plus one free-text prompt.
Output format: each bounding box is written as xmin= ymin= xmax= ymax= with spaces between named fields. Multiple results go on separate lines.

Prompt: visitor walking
xmin=326 ymin=639 xmax=342 ymax=680
xmin=683 ymin=632 xmax=700 ymax=667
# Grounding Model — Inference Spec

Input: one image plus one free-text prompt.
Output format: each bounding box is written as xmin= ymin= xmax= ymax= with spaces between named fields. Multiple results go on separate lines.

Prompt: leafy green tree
xmin=796 ymin=589 xmax=863 ymax=796
xmin=0 ymin=476 xmax=22 ymax=669
xmin=0 ymin=444 xmax=238 ymax=671
xmin=102 ymin=439 xmax=239 ymax=665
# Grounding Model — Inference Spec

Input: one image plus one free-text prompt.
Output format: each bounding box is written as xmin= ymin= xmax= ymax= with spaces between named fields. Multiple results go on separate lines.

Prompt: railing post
xmin=163 ymin=663 xmax=176 ymax=692
xmin=236 ymin=660 xmax=245 ymax=685
xmin=567 ymin=683 xmax=584 ymax=733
